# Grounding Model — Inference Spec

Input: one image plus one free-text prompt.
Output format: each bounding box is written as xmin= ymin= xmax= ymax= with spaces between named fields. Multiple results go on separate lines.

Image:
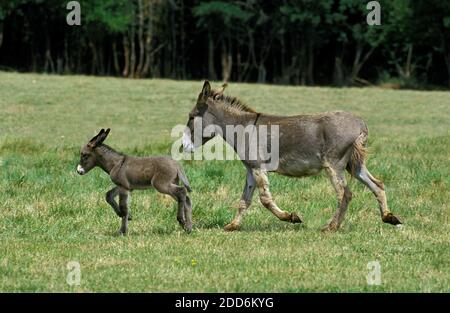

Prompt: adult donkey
xmin=183 ymin=81 xmax=402 ymax=232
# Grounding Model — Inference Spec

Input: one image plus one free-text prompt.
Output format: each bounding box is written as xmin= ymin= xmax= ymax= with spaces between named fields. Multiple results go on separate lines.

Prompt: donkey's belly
xmin=276 ymin=154 xmax=322 ymax=177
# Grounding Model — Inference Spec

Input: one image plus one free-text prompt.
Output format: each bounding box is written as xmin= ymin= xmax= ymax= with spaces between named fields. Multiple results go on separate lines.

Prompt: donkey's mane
xmin=98 ymin=144 xmax=125 ymax=156
xmin=220 ymin=95 xmax=256 ymax=114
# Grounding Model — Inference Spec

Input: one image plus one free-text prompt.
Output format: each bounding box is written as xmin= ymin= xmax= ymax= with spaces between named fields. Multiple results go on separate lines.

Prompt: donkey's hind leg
xmin=252 ymin=169 xmax=302 ymax=224
xmin=322 ymin=164 xmax=352 ymax=232
xmin=353 ymin=164 xmax=402 ymax=225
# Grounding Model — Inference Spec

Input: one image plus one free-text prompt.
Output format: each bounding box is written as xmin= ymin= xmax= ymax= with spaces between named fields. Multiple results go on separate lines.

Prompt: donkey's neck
xmin=215 ymin=109 xmax=260 ymax=149
xmin=217 ymin=108 xmax=258 ymax=129
xmin=95 ymin=145 xmax=125 ymax=174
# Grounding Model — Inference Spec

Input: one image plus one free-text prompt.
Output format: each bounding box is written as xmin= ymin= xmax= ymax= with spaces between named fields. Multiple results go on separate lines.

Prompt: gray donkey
xmin=77 ymin=128 xmax=192 ymax=234
xmin=182 ymin=81 xmax=402 ymax=232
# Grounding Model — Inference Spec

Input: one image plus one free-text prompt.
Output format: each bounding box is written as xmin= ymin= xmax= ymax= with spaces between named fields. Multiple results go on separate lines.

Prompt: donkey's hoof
xmin=290 ymin=213 xmax=303 ymax=224
xmin=382 ymin=213 xmax=402 ymax=225
xmin=127 ymin=214 xmax=133 ymax=221
xmin=224 ymin=223 xmax=239 ymax=232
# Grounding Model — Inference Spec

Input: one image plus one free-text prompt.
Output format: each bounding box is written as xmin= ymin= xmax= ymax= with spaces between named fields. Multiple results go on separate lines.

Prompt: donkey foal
xmin=77 ymin=129 xmax=192 ymax=235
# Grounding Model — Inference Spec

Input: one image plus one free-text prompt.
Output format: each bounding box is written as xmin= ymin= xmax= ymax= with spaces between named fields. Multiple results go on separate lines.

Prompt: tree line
xmin=0 ymin=0 xmax=449 ymax=88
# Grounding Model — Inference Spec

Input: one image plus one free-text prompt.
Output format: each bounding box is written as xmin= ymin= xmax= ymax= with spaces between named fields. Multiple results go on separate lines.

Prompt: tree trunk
xmin=446 ymin=53 xmax=450 ymax=88
xmin=135 ymin=0 xmax=145 ymax=77
xmin=307 ymin=39 xmax=314 ymax=85
xmin=44 ymin=36 xmax=55 ymax=73
xmin=299 ymin=43 xmax=307 ymax=85
xmin=0 ymin=22 xmax=3 ymax=49
xmin=171 ymin=7 xmax=177 ymax=78
xmin=279 ymin=35 xmax=288 ymax=84
xmin=98 ymin=43 xmax=105 ymax=75
xmin=64 ymin=39 xmax=71 ymax=73
xmin=177 ymin=0 xmax=187 ymax=78
xmin=221 ymin=39 xmax=232 ymax=82
xmin=395 ymin=44 xmax=414 ymax=79
xmin=129 ymin=26 xmax=136 ymax=78
xmin=208 ymin=31 xmax=217 ymax=80
xmin=333 ymin=56 xmax=344 ymax=86
xmin=122 ymin=35 xmax=130 ymax=77
xmin=349 ymin=43 xmax=375 ymax=84
xmin=89 ymin=40 xmax=98 ymax=75
xmin=56 ymin=57 xmax=63 ymax=74
xmin=257 ymin=64 xmax=266 ymax=83
xmin=112 ymin=41 xmax=120 ymax=76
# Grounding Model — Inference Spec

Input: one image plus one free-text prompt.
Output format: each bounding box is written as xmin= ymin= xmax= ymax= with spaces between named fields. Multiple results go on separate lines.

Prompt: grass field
xmin=0 ymin=71 xmax=449 ymax=292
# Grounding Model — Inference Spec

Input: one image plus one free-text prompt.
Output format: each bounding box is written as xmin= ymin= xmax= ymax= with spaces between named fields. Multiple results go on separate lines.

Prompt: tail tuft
xmin=350 ymin=132 xmax=368 ymax=177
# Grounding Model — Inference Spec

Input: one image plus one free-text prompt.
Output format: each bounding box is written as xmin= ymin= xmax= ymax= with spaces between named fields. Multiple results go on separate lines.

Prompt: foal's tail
xmin=177 ymin=168 xmax=192 ymax=192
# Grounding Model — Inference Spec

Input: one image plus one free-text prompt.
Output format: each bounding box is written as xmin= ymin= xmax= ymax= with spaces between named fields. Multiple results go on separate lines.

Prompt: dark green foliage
xmin=0 ymin=0 xmax=449 ymax=87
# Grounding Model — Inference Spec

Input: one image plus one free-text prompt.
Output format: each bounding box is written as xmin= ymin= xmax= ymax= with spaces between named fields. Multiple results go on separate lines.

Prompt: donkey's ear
xmin=214 ymin=83 xmax=228 ymax=99
xmin=96 ymin=128 xmax=110 ymax=146
xmin=201 ymin=81 xmax=211 ymax=98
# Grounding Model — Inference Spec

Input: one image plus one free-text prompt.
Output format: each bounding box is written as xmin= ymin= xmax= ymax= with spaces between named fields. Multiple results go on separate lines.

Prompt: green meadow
xmin=0 ymin=72 xmax=448 ymax=292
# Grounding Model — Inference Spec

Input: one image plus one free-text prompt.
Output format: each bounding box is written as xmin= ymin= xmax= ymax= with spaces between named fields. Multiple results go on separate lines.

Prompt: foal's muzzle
xmin=76 ymin=164 xmax=85 ymax=175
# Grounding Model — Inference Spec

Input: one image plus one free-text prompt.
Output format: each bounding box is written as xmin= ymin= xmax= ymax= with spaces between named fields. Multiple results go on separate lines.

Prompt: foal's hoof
xmin=290 ymin=213 xmax=303 ymax=224
xmin=382 ymin=213 xmax=403 ymax=225
xmin=184 ymin=226 xmax=193 ymax=233
xmin=224 ymin=223 xmax=239 ymax=232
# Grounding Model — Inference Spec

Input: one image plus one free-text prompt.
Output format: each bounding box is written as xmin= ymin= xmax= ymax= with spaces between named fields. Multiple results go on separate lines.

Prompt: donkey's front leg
xmin=118 ymin=189 xmax=130 ymax=235
xmin=252 ymin=169 xmax=302 ymax=224
xmin=106 ymin=187 xmax=132 ymax=220
xmin=224 ymin=167 xmax=256 ymax=231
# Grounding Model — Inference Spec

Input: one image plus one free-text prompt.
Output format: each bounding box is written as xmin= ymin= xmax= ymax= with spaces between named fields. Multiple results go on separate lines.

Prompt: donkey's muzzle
xmin=182 ymin=132 xmax=195 ymax=153
xmin=76 ymin=164 xmax=85 ymax=175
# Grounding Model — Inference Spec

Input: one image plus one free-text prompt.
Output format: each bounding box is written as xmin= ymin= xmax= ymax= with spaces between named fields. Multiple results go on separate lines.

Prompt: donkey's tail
xmin=177 ymin=167 xmax=192 ymax=192
xmin=348 ymin=131 xmax=368 ymax=177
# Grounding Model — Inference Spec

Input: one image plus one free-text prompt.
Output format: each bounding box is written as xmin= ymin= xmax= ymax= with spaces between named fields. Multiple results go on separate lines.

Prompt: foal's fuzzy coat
xmin=77 ymin=129 xmax=192 ymax=235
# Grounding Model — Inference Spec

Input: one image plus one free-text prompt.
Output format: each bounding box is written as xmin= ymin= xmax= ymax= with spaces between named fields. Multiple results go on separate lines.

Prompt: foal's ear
xmin=88 ymin=128 xmax=110 ymax=148
xmin=88 ymin=129 xmax=104 ymax=146
xmin=201 ymin=81 xmax=211 ymax=98
xmin=96 ymin=128 xmax=110 ymax=146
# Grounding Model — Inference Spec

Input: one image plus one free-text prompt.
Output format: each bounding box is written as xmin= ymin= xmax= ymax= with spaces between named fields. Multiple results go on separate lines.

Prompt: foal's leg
xmin=224 ymin=167 xmax=257 ymax=231
xmin=118 ymin=188 xmax=130 ymax=235
xmin=322 ymin=164 xmax=352 ymax=232
xmin=354 ymin=164 xmax=402 ymax=225
xmin=184 ymin=195 xmax=193 ymax=232
xmin=106 ymin=187 xmax=121 ymax=217
xmin=153 ymin=179 xmax=191 ymax=232
xmin=252 ymin=168 xmax=302 ymax=224
xmin=106 ymin=187 xmax=132 ymax=220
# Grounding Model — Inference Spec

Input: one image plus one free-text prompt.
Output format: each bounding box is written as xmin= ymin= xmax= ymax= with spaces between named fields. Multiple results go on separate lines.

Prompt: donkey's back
xmin=269 ymin=110 xmax=368 ymax=177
